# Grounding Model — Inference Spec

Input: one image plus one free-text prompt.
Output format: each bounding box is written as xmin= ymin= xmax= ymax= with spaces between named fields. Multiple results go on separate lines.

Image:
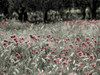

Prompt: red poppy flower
xmin=76 ymin=51 xmax=83 ymax=57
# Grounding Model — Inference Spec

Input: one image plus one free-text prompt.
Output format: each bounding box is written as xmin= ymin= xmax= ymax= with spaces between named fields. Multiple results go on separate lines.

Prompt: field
xmin=0 ymin=20 xmax=100 ymax=75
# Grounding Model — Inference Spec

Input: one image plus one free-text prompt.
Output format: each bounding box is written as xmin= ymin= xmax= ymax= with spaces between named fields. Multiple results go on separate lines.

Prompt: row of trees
xmin=0 ymin=0 xmax=100 ymax=22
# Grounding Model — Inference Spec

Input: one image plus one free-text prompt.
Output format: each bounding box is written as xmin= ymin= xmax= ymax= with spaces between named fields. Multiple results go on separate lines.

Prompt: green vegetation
xmin=0 ymin=21 xmax=100 ymax=75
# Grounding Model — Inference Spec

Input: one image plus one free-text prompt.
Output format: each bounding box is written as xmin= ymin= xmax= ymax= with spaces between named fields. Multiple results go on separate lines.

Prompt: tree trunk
xmin=68 ymin=8 xmax=72 ymax=19
xmin=59 ymin=8 xmax=65 ymax=20
xmin=24 ymin=12 xmax=28 ymax=22
xmin=44 ymin=10 xmax=48 ymax=23
xmin=90 ymin=8 xmax=96 ymax=19
xmin=81 ymin=8 xmax=86 ymax=20
xmin=59 ymin=11 xmax=63 ymax=19
xmin=18 ymin=13 xmax=23 ymax=22
xmin=4 ymin=8 xmax=9 ymax=19
xmin=89 ymin=0 xmax=97 ymax=19
xmin=17 ymin=7 xmax=28 ymax=22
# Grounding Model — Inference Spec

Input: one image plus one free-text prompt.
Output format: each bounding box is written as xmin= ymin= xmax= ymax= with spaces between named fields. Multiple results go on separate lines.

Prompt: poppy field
xmin=0 ymin=20 xmax=100 ymax=75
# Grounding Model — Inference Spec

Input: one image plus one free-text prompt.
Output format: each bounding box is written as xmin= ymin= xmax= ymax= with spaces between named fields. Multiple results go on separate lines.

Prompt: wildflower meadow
xmin=0 ymin=20 xmax=100 ymax=75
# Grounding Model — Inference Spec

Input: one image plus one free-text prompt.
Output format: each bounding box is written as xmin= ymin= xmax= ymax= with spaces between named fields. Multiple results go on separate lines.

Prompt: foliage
xmin=1 ymin=0 xmax=100 ymax=21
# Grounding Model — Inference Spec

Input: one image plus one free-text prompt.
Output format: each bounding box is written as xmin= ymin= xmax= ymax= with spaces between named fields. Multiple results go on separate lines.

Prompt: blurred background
xmin=0 ymin=0 xmax=100 ymax=23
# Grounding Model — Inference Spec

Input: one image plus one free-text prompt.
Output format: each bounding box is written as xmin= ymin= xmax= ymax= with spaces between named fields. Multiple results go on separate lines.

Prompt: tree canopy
xmin=0 ymin=0 xmax=100 ymax=22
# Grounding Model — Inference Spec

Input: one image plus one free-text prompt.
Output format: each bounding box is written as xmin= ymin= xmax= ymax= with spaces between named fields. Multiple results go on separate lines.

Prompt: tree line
xmin=0 ymin=0 xmax=100 ymax=22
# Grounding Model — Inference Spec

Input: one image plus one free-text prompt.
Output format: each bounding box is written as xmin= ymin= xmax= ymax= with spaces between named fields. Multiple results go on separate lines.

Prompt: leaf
xmin=38 ymin=68 xmax=41 ymax=73
xmin=41 ymin=58 xmax=46 ymax=63
xmin=82 ymin=58 xmax=88 ymax=61
xmin=67 ymin=66 xmax=69 ymax=71
xmin=73 ymin=67 xmax=76 ymax=71
xmin=15 ymin=68 xmax=19 ymax=73
xmin=83 ymin=66 xmax=89 ymax=71
xmin=13 ymin=72 xmax=16 ymax=75
xmin=41 ymin=25 xmax=44 ymax=30
xmin=53 ymin=65 xmax=56 ymax=68
xmin=70 ymin=52 xmax=74 ymax=57
xmin=55 ymin=67 xmax=58 ymax=72
xmin=73 ymin=60 xmax=75 ymax=64
xmin=96 ymin=59 xmax=100 ymax=62
xmin=92 ymin=72 xmax=99 ymax=75
xmin=90 ymin=69 xmax=95 ymax=73
xmin=14 ymin=60 xmax=20 ymax=64
xmin=1 ymin=53 xmax=4 ymax=57
xmin=34 ymin=64 xmax=37 ymax=68
xmin=31 ymin=62 xmax=36 ymax=65
xmin=48 ymin=71 xmax=52 ymax=74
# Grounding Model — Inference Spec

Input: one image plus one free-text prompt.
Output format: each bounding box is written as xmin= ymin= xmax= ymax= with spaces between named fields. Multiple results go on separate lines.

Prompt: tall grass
xmin=0 ymin=20 xmax=100 ymax=75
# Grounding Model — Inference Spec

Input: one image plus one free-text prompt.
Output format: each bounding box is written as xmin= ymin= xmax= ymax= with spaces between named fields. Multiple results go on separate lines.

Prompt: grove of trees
xmin=0 ymin=0 xmax=100 ymax=22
